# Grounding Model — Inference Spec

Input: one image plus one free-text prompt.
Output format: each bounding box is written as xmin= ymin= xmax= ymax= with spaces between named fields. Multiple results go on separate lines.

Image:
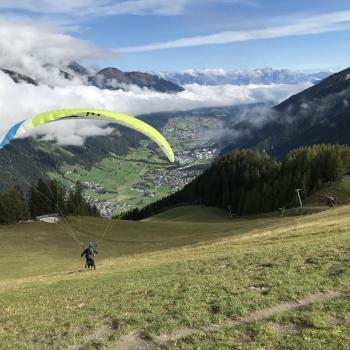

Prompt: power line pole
xmin=227 ymin=205 xmax=233 ymax=218
xmin=295 ymin=188 xmax=303 ymax=208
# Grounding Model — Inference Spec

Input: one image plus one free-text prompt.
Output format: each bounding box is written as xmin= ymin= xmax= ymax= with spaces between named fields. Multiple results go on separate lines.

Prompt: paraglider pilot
xmin=81 ymin=242 xmax=98 ymax=270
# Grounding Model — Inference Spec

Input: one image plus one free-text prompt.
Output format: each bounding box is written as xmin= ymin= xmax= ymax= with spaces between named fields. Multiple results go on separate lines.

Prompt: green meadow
xmin=1 ymin=205 xmax=350 ymax=349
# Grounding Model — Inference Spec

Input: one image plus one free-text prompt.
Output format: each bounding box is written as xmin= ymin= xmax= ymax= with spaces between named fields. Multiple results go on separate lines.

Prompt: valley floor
xmin=1 ymin=205 xmax=350 ymax=349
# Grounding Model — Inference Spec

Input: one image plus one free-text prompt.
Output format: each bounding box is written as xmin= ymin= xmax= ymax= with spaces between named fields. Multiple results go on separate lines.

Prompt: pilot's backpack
xmin=87 ymin=246 xmax=94 ymax=259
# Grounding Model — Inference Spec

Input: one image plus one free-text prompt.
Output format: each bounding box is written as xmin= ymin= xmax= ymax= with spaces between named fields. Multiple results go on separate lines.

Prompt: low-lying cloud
xmin=0 ymin=16 xmax=311 ymax=147
xmin=0 ymin=18 xmax=114 ymax=86
xmin=0 ymin=69 xmax=310 ymax=146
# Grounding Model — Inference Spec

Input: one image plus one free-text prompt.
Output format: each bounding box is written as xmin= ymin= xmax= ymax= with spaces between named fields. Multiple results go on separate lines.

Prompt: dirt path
xmin=105 ymin=289 xmax=344 ymax=350
xmin=65 ymin=323 xmax=115 ymax=350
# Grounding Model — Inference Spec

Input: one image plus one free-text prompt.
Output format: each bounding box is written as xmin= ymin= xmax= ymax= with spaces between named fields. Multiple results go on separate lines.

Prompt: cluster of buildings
xmin=164 ymin=126 xmax=197 ymax=143
xmin=151 ymin=167 xmax=203 ymax=191
xmin=131 ymin=183 xmax=155 ymax=197
xmin=175 ymin=147 xmax=218 ymax=166
xmin=162 ymin=116 xmax=224 ymax=145
xmin=83 ymin=192 xmax=118 ymax=217
xmin=78 ymin=117 xmax=222 ymax=216
xmin=82 ymin=181 xmax=105 ymax=193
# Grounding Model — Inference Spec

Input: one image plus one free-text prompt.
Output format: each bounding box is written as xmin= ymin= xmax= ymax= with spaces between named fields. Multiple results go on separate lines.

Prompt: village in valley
xmin=74 ymin=115 xmax=223 ymax=216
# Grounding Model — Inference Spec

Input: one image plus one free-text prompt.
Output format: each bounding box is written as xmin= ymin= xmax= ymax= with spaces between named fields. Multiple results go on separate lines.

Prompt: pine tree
xmin=120 ymin=144 xmax=350 ymax=220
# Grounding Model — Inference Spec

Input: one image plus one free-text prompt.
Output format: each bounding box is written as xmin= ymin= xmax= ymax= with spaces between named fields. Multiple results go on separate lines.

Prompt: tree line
xmin=120 ymin=144 xmax=350 ymax=220
xmin=0 ymin=179 xmax=99 ymax=224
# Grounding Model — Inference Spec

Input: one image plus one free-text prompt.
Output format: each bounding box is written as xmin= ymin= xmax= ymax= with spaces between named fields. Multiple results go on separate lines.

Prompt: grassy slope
xmin=1 ymin=205 xmax=350 ymax=349
xmin=304 ymin=175 xmax=350 ymax=206
xmin=144 ymin=205 xmax=232 ymax=222
xmin=55 ymin=146 xmax=175 ymax=213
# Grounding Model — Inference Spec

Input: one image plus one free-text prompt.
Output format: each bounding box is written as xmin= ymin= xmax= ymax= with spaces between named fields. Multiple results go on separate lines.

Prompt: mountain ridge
xmin=1 ymin=62 xmax=184 ymax=93
xmin=0 ymin=68 xmax=38 ymax=85
xmin=90 ymin=67 xmax=184 ymax=93
xmin=221 ymin=66 xmax=350 ymax=157
xmin=157 ymin=68 xmax=331 ymax=86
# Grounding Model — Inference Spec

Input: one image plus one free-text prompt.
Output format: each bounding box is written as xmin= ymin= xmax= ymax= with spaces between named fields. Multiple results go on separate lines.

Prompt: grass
xmin=305 ymin=175 xmax=350 ymax=206
xmin=51 ymin=145 xmax=175 ymax=214
xmin=340 ymin=175 xmax=350 ymax=191
xmin=171 ymin=296 xmax=350 ymax=349
xmin=1 ymin=205 xmax=350 ymax=349
xmin=0 ymin=207 xmax=280 ymax=281
xmin=145 ymin=205 xmax=232 ymax=222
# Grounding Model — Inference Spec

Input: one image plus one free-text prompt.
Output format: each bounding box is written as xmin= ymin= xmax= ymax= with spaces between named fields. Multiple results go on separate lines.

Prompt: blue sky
xmin=1 ymin=0 xmax=350 ymax=71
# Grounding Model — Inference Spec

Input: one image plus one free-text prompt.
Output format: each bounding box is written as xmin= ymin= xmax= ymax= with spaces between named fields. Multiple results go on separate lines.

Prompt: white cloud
xmin=0 ymin=0 xmax=102 ymax=15
xmin=0 ymin=0 xmax=250 ymax=17
xmin=0 ymin=69 xmax=311 ymax=145
xmin=0 ymin=18 xmax=115 ymax=85
xmin=116 ymin=10 xmax=350 ymax=52
xmin=36 ymin=122 xmax=114 ymax=146
xmin=0 ymin=14 xmax=315 ymax=147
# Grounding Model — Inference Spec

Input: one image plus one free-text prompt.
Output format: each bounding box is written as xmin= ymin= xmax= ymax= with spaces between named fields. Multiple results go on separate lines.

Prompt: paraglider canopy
xmin=0 ymin=108 xmax=175 ymax=162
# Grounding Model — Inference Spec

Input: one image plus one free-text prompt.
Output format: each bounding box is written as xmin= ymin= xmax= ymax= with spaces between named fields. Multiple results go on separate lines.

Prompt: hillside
xmin=4 ymin=65 xmax=350 ymax=217
xmin=222 ymin=66 xmax=350 ymax=157
xmin=144 ymin=205 xmax=231 ymax=222
xmin=0 ymin=127 xmax=143 ymax=190
xmin=0 ymin=106 xmax=244 ymax=215
xmin=0 ymin=68 xmax=38 ymax=85
xmin=65 ymin=62 xmax=184 ymax=93
xmin=90 ymin=67 xmax=184 ymax=93
xmin=1 ymin=63 xmax=184 ymax=93
xmin=1 ymin=204 xmax=350 ymax=349
xmin=304 ymin=175 xmax=350 ymax=206
xmin=122 ymin=145 xmax=350 ymax=220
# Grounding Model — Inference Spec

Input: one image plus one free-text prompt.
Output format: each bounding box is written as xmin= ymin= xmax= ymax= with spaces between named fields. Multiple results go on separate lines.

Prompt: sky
xmin=0 ymin=0 xmax=349 ymax=145
xmin=0 ymin=0 xmax=349 ymax=72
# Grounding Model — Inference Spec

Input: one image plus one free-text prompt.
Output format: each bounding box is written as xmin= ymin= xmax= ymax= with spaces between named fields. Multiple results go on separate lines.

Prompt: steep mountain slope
xmin=0 ymin=68 xmax=38 ymax=85
xmin=0 ymin=106 xmax=243 ymax=214
xmin=66 ymin=61 xmax=89 ymax=76
xmin=276 ymin=67 xmax=350 ymax=110
xmin=122 ymin=144 xmax=350 ymax=220
xmin=222 ymin=67 xmax=350 ymax=157
xmin=0 ymin=127 xmax=141 ymax=192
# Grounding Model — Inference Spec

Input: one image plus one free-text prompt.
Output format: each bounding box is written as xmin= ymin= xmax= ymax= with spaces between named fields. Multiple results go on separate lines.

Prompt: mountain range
xmin=1 ymin=63 xmax=184 ymax=93
xmin=157 ymin=68 xmax=331 ymax=86
xmin=1 ymin=64 xmax=350 ymax=215
xmin=1 ymin=64 xmax=331 ymax=93
xmin=221 ymin=67 xmax=350 ymax=157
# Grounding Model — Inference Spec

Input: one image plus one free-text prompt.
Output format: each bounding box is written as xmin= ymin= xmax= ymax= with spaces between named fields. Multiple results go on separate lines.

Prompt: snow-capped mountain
xmin=156 ymin=68 xmax=331 ymax=86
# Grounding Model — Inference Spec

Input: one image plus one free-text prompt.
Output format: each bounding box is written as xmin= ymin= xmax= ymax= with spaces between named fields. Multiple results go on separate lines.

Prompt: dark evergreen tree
xmin=120 ymin=144 xmax=350 ymax=220
xmin=0 ymin=187 xmax=30 ymax=224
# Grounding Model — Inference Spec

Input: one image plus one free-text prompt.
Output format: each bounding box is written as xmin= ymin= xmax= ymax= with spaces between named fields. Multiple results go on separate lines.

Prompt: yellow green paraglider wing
xmin=28 ymin=109 xmax=175 ymax=162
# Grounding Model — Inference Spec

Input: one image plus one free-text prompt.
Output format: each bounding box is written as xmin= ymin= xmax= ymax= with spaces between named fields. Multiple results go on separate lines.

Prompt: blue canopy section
xmin=0 ymin=120 xmax=25 ymax=150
